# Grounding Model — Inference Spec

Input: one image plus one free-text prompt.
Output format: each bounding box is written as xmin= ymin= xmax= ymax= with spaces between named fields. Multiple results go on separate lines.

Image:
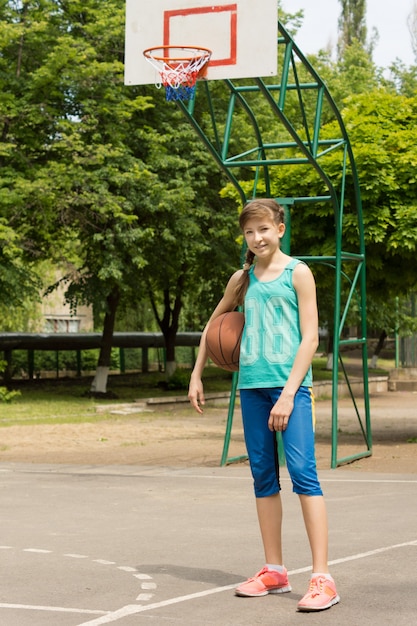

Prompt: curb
xmin=144 ymin=377 xmax=389 ymax=408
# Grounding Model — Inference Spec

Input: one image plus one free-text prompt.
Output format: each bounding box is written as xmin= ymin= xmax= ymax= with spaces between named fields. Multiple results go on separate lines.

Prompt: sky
xmin=286 ymin=0 xmax=416 ymax=68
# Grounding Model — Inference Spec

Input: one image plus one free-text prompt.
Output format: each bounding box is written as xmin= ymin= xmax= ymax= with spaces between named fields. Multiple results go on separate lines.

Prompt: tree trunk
xmin=149 ymin=282 xmax=184 ymax=379
xmin=369 ymin=330 xmax=387 ymax=369
xmin=164 ymin=326 xmax=178 ymax=378
xmin=326 ymin=333 xmax=334 ymax=370
xmin=90 ymin=287 xmax=120 ymax=394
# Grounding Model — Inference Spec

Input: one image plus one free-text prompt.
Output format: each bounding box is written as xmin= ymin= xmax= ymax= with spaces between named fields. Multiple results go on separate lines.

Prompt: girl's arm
xmin=268 ymin=263 xmax=319 ymax=431
xmin=188 ymin=270 xmax=244 ymax=414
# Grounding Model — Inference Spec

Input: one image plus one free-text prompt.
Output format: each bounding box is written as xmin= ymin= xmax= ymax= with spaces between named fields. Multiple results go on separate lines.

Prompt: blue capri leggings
xmin=240 ymin=387 xmax=323 ymax=497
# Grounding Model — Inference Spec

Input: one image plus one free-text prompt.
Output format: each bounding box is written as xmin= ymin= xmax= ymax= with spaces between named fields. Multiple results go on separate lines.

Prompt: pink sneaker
xmin=297 ymin=575 xmax=340 ymax=611
xmin=235 ymin=566 xmax=292 ymax=597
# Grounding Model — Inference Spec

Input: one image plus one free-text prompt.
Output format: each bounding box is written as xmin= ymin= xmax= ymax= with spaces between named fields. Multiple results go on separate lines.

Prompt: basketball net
xmin=143 ymin=46 xmax=212 ymax=101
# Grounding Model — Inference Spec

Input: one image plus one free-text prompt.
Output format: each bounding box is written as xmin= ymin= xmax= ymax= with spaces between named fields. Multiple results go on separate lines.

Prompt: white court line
xmin=117 ymin=566 xmax=137 ymax=572
xmin=288 ymin=539 xmax=417 ymax=575
xmin=77 ymin=538 xmax=417 ymax=625
xmin=0 ymin=546 xmax=155 ymax=622
xmin=76 ymin=588 xmax=239 ymax=626
xmin=328 ymin=539 xmax=417 ymax=567
xmin=0 ymin=604 xmax=107 ymax=616
xmin=64 ymin=553 xmax=89 ymax=559
xmin=136 ymin=593 xmax=154 ymax=602
xmin=76 ymin=604 xmax=149 ymax=624
xmin=23 ymin=548 xmax=52 ymax=553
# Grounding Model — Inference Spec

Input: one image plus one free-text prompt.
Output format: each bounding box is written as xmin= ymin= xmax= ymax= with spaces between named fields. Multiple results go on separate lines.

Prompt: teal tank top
xmin=237 ymin=258 xmax=313 ymax=389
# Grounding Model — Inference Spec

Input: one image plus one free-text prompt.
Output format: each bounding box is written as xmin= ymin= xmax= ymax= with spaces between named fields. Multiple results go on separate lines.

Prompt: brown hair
xmin=234 ymin=199 xmax=285 ymax=306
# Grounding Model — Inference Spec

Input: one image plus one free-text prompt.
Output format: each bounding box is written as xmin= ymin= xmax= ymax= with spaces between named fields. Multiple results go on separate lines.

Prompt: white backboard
xmin=124 ymin=0 xmax=278 ymax=86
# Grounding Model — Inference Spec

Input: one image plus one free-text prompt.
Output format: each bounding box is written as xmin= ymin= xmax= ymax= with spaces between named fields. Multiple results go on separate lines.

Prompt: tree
xmin=0 ymin=0 xmax=156 ymax=391
xmin=408 ymin=0 xmax=417 ymax=62
xmin=0 ymin=0 xmax=239 ymax=390
xmin=310 ymin=40 xmax=379 ymax=107
xmin=387 ymin=60 xmax=417 ymax=97
xmin=338 ymin=0 xmax=368 ymax=54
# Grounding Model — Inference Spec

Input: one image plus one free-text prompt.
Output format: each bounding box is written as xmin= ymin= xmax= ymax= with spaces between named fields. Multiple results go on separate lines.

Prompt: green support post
xmin=220 ymin=370 xmax=247 ymax=466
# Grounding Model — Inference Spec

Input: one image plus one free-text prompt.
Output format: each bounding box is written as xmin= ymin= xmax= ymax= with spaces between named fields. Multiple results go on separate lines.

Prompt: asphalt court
xmin=1 ymin=462 xmax=416 ymax=626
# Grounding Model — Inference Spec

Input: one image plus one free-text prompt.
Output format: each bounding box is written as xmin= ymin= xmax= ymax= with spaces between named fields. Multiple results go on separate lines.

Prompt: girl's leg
xmin=299 ymin=494 xmax=329 ymax=573
xmin=256 ymin=492 xmax=283 ymax=564
xmin=235 ymin=389 xmax=291 ymax=597
xmin=297 ymin=495 xmax=340 ymax=611
xmin=282 ymin=388 xmax=329 ymax=571
xmin=283 ymin=389 xmax=339 ymax=610
xmin=240 ymin=389 xmax=284 ymax=564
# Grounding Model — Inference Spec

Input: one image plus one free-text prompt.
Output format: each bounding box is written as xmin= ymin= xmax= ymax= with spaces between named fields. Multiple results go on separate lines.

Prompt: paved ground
xmin=1 ymin=463 xmax=416 ymax=626
xmin=0 ymin=390 xmax=416 ymax=625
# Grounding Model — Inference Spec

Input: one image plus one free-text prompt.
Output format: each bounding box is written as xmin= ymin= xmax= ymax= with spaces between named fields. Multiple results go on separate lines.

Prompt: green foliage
xmin=165 ymin=368 xmax=190 ymax=391
xmin=0 ymin=387 xmax=20 ymax=404
xmin=278 ymin=1 xmax=304 ymax=37
xmin=340 ymin=92 xmax=417 ymax=294
xmin=0 ymin=386 xmax=20 ymax=403
xmin=0 ymin=218 xmax=41 ymax=317
xmin=0 ymin=359 xmax=20 ymax=402
xmin=310 ymin=41 xmax=379 ymax=106
xmin=8 ymin=348 xmax=120 ymax=377
xmin=384 ymin=61 xmax=417 ymax=97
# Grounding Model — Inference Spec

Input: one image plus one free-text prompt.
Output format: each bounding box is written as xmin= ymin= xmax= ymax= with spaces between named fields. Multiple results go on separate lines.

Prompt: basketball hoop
xmin=143 ymin=45 xmax=212 ymax=101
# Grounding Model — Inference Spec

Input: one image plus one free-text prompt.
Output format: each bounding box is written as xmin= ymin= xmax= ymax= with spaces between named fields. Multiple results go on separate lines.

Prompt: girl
xmin=188 ymin=199 xmax=339 ymax=612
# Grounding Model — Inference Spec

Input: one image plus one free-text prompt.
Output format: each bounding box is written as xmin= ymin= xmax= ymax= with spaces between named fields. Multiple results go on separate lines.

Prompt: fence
xmin=0 ymin=332 xmax=202 ymax=381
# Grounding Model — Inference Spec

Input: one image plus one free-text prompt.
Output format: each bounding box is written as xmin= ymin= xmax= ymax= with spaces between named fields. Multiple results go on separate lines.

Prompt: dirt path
xmin=1 ymin=391 xmax=416 ymax=472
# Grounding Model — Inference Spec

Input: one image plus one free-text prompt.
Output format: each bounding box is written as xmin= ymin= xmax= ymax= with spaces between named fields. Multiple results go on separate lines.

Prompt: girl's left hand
xmin=268 ymin=393 xmax=294 ymax=432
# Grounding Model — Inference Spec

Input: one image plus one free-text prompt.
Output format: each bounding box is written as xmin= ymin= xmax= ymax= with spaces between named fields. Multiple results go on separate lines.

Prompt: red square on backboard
xmin=163 ymin=4 xmax=237 ymax=66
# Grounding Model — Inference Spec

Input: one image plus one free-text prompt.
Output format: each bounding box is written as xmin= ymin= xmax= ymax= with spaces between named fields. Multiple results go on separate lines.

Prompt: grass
xmin=0 ymin=367 xmax=233 ymax=428
xmin=0 ymin=390 xmax=108 ymax=427
xmin=0 ymin=356 xmax=393 ymax=428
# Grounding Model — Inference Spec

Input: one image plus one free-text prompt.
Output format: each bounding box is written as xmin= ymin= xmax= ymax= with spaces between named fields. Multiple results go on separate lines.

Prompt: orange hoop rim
xmin=143 ymin=45 xmax=212 ymax=63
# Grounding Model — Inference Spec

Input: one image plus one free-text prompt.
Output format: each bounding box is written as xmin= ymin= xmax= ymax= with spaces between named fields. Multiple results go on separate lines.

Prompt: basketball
xmin=205 ymin=311 xmax=245 ymax=372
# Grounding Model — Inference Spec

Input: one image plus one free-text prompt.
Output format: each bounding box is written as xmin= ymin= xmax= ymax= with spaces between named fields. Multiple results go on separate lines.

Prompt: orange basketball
xmin=205 ymin=311 xmax=245 ymax=372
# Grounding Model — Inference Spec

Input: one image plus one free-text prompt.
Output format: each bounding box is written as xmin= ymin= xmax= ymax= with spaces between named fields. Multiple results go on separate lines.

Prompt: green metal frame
xmin=176 ymin=22 xmax=372 ymax=468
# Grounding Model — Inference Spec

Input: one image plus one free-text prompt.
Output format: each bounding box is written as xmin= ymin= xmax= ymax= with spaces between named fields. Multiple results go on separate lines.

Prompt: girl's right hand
xmin=188 ymin=377 xmax=205 ymax=414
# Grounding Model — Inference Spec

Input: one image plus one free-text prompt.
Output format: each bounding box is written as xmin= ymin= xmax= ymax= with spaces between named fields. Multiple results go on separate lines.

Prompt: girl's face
xmin=242 ymin=212 xmax=285 ymax=259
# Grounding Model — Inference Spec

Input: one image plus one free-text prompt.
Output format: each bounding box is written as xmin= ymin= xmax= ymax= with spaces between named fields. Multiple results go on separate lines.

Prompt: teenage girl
xmin=188 ymin=198 xmax=339 ymax=612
